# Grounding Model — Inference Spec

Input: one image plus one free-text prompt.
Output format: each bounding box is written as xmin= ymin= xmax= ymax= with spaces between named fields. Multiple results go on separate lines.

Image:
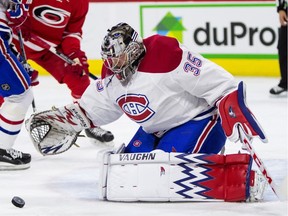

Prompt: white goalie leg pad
xmin=98 ymin=150 xmax=171 ymax=201
xmin=98 ymin=150 xmax=111 ymax=200
xmin=99 ymin=151 xmax=254 ymax=202
xmin=247 ymin=170 xmax=268 ymax=202
xmin=98 ymin=143 xmax=126 ymax=199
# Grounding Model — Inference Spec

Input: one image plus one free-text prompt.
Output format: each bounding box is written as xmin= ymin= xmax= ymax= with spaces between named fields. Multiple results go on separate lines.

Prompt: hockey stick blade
xmin=238 ymin=125 xmax=287 ymax=201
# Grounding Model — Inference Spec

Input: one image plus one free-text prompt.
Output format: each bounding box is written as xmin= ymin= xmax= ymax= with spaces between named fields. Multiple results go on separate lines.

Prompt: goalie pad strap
xmin=99 ymin=152 xmax=253 ymax=202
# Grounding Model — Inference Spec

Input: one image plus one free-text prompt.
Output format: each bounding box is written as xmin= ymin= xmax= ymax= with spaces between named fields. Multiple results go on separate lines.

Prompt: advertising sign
xmin=140 ymin=3 xmax=278 ymax=57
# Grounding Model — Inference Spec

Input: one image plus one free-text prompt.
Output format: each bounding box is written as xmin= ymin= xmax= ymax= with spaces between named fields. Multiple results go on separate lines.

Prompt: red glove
xmin=6 ymin=3 xmax=30 ymax=28
xmin=67 ymin=50 xmax=89 ymax=75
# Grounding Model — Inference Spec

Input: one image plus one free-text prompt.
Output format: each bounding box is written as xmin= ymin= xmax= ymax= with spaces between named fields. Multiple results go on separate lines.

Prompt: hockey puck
xmin=11 ymin=196 xmax=25 ymax=208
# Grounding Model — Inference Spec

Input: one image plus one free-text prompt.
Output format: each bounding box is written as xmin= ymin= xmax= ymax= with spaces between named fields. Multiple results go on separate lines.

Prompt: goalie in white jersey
xmin=26 ymin=23 xmax=269 ymax=202
xmin=81 ymin=22 xmax=267 ymax=154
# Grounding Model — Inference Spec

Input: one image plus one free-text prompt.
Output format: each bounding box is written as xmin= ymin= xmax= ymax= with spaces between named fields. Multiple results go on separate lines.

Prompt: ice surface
xmin=1 ymin=76 xmax=287 ymax=216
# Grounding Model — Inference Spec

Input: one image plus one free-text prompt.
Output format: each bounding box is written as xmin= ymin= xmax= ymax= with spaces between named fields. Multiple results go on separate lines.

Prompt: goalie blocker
xmin=99 ymin=150 xmax=267 ymax=202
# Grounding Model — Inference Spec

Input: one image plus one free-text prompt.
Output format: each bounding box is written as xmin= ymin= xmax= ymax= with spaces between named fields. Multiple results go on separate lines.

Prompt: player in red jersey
xmin=12 ymin=0 xmax=114 ymax=143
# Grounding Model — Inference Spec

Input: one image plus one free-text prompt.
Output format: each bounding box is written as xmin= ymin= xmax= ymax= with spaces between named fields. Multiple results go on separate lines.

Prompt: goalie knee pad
xmin=99 ymin=151 xmax=266 ymax=202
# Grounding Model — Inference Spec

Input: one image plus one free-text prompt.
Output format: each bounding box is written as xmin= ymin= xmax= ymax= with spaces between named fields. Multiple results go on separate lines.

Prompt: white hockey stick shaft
xmin=238 ymin=125 xmax=286 ymax=200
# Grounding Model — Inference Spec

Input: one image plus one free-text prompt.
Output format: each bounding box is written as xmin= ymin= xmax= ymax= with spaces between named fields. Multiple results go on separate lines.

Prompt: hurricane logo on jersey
xmin=117 ymin=94 xmax=155 ymax=123
xmin=33 ymin=6 xmax=71 ymax=28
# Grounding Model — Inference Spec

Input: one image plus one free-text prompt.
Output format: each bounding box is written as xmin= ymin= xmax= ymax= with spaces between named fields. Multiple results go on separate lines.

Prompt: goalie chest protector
xmin=99 ymin=152 xmax=253 ymax=202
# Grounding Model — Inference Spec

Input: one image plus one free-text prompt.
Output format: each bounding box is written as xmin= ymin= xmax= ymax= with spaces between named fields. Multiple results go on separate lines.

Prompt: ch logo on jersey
xmin=117 ymin=94 xmax=155 ymax=123
xmin=33 ymin=6 xmax=71 ymax=28
xmin=96 ymin=80 xmax=104 ymax=92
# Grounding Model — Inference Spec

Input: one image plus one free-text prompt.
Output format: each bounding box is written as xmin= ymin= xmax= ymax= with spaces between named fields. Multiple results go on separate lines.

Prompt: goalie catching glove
xmin=25 ymin=103 xmax=92 ymax=155
xmin=217 ymin=81 xmax=267 ymax=143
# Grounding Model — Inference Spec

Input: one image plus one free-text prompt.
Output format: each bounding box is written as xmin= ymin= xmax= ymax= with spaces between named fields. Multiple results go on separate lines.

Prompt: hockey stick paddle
xmin=17 ymin=29 xmax=37 ymax=112
xmin=27 ymin=33 xmax=98 ymax=80
xmin=238 ymin=125 xmax=287 ymax=201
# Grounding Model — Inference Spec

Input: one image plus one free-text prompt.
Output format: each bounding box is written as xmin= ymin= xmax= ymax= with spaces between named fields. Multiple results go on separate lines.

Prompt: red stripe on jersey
xmin=192 ymin=115 xmax=218 ymax=153
xmin=0 ymin=18 xmax=8 ymax=26
xmin=0 ymin=114 xmax=24 ymax=125
xmin=0 ymin=39 xmax=29 ymax=90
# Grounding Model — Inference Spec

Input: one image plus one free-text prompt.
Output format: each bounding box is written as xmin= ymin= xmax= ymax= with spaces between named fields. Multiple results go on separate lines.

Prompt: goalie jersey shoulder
xmin=138 ymin=35 xmax=183 ymax=74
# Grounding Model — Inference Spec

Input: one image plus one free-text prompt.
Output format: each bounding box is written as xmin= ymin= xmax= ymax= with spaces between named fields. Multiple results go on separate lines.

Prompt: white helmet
xmin=101 ymin=23 xmax=145 ymax=83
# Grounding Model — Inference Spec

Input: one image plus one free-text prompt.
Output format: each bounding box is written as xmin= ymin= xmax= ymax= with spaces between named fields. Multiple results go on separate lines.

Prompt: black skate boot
xmin=269 ymin=85 xmax=287 ymax=95
xmin=85 ymin=127 xmax=114 ymax=143
xmin=0 ymin=148 xmax=31 ymax=170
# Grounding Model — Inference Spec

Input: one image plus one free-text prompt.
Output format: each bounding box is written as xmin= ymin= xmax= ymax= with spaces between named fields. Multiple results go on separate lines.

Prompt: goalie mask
xmin=101 ymin=23 xmax=146 ymax=84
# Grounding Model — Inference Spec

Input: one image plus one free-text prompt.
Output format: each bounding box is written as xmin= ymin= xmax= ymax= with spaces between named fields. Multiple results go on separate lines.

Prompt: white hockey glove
xmin=25 ymin=103 xmax=91 ymax=155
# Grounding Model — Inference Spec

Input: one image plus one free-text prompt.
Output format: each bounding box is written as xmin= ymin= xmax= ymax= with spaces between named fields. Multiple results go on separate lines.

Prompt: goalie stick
xmin=17 ymin=29 xmax=37 ymax=112
xmin=238 ymin=125 xmax=287 ymax=201
xmin=26 ymin=33 xmax=98 ymax=80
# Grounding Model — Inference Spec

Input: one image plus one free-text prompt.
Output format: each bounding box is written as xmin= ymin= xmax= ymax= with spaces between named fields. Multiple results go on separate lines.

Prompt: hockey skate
xmin=247 ymin=170 xmax=268 ymax=202
xmin=0 ymin=148 xmax=31 ymax=170
xmin=269 ymin=85 xmax=287 ymax=95
xmin=85 ymin=127 xmax=114 ymax=143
